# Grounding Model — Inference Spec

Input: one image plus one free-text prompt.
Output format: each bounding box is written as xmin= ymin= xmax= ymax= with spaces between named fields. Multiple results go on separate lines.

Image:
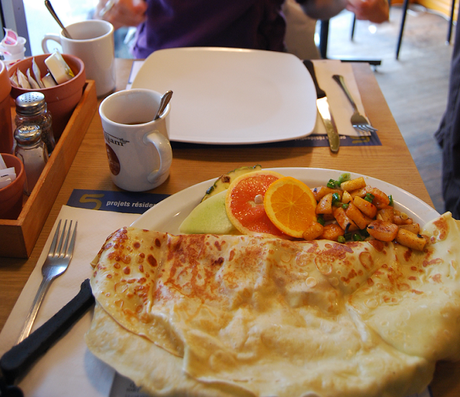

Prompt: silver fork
xmin=332 ymin=74 xmax=377 ymax=133
xmin=16 ymin=219 xmax=77 ymax=344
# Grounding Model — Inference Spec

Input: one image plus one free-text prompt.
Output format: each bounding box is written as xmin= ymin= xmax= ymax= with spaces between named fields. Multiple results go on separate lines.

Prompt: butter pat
xmin=44 ymin=51 xmax=74 ymax=84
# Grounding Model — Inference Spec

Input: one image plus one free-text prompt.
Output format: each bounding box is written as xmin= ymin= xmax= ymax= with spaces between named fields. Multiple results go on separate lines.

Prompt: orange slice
xmin=263 ymin=176 xmax=317 ymax=238
xmin=225 ymin=170 xmax=287 ymax=237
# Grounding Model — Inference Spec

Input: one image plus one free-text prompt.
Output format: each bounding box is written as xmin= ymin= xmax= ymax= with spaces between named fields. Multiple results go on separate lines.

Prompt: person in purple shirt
xmin=95 ymin=0 xmax=389 ymax=58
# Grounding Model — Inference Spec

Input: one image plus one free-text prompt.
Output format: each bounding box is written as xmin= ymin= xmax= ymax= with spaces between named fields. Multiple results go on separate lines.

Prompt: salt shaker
xmin=15 ymin=92 xmax=56 ymax=155
xmin=14 ymin=124 xmax=48 ymax=196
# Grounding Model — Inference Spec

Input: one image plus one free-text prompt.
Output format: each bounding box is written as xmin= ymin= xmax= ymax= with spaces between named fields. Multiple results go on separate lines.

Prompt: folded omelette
xmin=86 ymin=212 xmax=460 ymax=397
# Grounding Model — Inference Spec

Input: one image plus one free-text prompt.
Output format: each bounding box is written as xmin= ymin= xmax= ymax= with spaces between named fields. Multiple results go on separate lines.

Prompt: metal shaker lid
xmin=15 ymin=92 xmax=46 ymax=116
xmin=14 ymin=124 xmax=42 ymax=145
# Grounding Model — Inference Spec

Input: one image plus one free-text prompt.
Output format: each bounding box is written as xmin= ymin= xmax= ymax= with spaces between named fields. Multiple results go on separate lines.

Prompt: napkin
xmin=0 ymin=205 xmax=139 ymax=397
xmin=311 ymin=59 xmax=371 ymax=137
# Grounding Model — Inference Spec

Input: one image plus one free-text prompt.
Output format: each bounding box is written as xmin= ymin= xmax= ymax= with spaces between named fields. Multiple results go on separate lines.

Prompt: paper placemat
xmin=0 ymin=206 xmax=140 ymax=397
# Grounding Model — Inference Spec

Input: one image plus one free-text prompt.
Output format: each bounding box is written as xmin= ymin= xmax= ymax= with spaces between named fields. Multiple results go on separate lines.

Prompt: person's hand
xmin=95 ymin=0 xmax=148 ymax=30
xmin=346 ymin=0 xmax=389 ymax=23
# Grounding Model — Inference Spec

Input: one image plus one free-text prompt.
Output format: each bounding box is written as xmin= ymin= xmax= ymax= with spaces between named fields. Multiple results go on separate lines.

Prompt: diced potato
xmin=353 ymin=196 xmax=378 ymax=219
xmin=316 ymin=193 xmax=333 ymax=215
xmin=340 ymin=177 xmax=366 ymax=192
xmin=334 ymin=207 xmax=358 ymax=233
xmin=367 ymin=220 xmax=399 ymax=242
xmin=349 ymin=187 xmax=368 ymax=199
xmin=346 ymin=203 xmax=372 ymax=230
xmin=311 ymin=186 xmax=342 ymax=202
xmin=303 ymin=222 xmax=324 ymax=241
xmin=399 ymin=223 xmax=421 ymax=234
xmin=396 ymin=228 xmax=427 ymax=251
xmin=342 ymin=191 xmax=353 ymax=204
xmin=322 ymin=213 xmax=335 ymax=222
xmin=319 ymin=223 xmax=344 ymax=241
xmin=367 ymin=187 xmax=390 ymax=209
xmin=377 ymin=207 xmax=394 ymax=223
xmin=393 ymin=212 xmax=413 ymax=225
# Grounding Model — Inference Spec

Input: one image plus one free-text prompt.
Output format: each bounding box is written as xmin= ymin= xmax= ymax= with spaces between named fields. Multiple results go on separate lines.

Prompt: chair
xmin=447 ymin=0 xmax=457 ymax=43
xmin=318 ymin=20 xmax=382 ymax=66
xmin=351 ymin=0 xmax=457 ymax=60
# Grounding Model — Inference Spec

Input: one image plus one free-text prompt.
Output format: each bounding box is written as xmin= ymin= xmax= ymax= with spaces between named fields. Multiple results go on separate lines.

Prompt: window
xmin=1 ymin=0 xmax=97 ymax=56
xmin=1 ymin=0 xmax=132 ymax=58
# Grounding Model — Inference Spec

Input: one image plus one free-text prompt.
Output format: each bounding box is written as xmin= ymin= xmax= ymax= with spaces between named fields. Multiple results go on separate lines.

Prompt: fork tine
xmin=354 ymin=124 xmax=377 ymax=133
xmin=56 ymin=220 xmax=68 ymax=256
xmin=48 ymin=219 xmax=61 ymax=257
xmin=61 ymin=220 xmax=73 ymax=256
xmin=66 ymin=221 xmax=77 ymax=257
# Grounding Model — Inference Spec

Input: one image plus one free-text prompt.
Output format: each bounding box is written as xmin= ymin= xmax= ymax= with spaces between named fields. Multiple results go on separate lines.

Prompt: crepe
xmin=86 ymin=212 xmax=460 ymax=397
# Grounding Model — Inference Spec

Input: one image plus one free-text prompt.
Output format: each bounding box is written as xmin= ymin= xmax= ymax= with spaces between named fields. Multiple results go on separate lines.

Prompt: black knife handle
xmin=303 ymin=60 xmax=326 ymax=99
xmin=0 ymin=279 xmax=95 ymax=385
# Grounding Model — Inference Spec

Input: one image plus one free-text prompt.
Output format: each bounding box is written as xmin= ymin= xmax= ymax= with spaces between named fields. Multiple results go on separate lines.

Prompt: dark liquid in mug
xmin=124 ymin=120 xmax=152 ymax=125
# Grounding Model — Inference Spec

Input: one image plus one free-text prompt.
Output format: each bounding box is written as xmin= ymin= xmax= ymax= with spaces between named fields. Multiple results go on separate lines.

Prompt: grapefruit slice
xmin=225 ymin=170 xmax=286 ymax=237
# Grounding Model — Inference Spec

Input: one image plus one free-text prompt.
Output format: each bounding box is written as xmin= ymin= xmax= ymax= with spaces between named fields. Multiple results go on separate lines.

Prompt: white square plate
xmin=131 ymin=47 xmax=316 ymax=145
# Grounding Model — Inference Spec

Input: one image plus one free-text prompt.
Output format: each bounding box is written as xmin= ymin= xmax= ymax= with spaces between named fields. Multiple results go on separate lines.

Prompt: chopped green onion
xmin=338 ymin=173 xmax=351 ymax=184
xmin=343 ymin=232 xmax=353 ymax=241
xmin=353 ymin=233 xmax=364 ymax=241
xmin=317 ymin=214 xmax=325 ymax=226
xmin=332 ymin=193 xmax=340 ymax=203
xmin=327 ymin=179 xmax=337 ymax=189
xmin=364 ymin=193 xmax=375 ymax=203
xmin=389 ymin=194 xmax=394 ymax=206
xmin=342 ymin=203 xmax=349 ymax=209
xmin=337 ymin=235 xmax=346 ymax=243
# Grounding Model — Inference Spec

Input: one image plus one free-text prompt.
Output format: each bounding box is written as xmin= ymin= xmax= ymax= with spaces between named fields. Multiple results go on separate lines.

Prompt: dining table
xmin=0 ymin=57 xmax=458 ymax=397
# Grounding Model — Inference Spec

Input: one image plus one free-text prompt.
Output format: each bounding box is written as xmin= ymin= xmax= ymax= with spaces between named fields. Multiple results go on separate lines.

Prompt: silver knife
xmin=304 ymin=60 xmax=340 ymax=153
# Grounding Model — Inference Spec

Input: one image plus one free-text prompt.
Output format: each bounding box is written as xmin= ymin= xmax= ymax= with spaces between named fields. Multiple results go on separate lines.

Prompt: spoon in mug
xmin=44 ymin=0 xmax=73 ymax=39
xmin=154 ymin=90 xmax=173 ymax=120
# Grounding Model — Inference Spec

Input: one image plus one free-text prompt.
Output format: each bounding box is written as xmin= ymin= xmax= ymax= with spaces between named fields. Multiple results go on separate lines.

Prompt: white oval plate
xmin=132 ymin=168 xmax=439 ymax=232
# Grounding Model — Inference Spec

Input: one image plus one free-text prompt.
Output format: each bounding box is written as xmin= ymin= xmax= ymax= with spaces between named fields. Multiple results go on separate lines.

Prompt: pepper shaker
xmin=14 ymin=124 xmax=48 ymax=196
xmin=15 ymin=92 xmax=56 ymax=155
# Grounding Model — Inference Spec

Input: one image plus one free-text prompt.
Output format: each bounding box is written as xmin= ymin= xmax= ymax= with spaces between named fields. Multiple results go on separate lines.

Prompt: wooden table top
xmin=1 ymin=58 xmax=457 ymax=396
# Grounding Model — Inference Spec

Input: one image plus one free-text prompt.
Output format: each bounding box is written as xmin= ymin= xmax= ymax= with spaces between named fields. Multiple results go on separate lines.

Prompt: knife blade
xmin=303 ymin=60 xmax=340 ymax=153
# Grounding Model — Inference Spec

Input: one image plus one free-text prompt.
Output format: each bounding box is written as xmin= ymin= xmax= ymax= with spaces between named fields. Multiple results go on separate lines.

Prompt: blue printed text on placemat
xmin=67 ymin=189 xmax=170 ymax=214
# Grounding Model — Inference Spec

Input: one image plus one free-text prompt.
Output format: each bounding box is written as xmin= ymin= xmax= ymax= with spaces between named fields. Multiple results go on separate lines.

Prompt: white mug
xmin=42 ymin=20 xmax=115 ymax=97
xmin=99 ymin=89 xmax=173 ymax=192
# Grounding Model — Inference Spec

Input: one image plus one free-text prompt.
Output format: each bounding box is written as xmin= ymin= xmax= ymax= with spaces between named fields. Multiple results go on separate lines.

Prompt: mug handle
xmin=41 ymin=34 xmax=62 ymax=54
xmin=143 ymin=131 xmax=173 ymax=183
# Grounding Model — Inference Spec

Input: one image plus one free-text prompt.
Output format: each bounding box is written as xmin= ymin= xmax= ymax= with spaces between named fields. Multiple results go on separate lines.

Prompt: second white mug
xmin=42 ymin=20 xmax=115 ymax=97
